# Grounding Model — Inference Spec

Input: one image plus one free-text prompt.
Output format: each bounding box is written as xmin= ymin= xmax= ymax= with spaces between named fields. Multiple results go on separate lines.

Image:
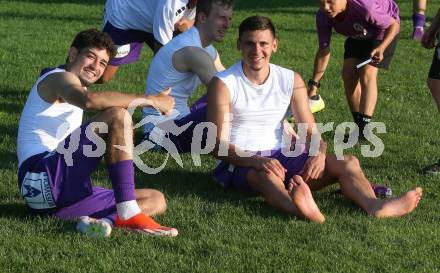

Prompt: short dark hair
xmin=70 ymin=29 xmax=116 ymax=60
xmin=196 ymin=0 xmax=233 ymax=20
xmin=238 ymin=16 xmax=276 ymax=40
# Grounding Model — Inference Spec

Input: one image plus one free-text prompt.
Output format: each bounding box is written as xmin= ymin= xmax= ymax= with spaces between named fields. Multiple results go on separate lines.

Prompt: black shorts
xmin=344 ymin=36 xmax=399 ymax=69
xmin=428 ymin=45 xmax=440 ymax=80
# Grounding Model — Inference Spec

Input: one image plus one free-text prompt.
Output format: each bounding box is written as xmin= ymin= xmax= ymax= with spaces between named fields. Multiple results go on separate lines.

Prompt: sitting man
xmin=207 ymin=16 xmax=422 ymax=223
xmin=142 ymin=0 xmax=233 ymax=153
xmin=17 ymin=29 xmax=177 ymax=237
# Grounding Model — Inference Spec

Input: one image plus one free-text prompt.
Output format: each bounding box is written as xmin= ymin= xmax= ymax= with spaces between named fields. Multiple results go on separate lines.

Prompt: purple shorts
xmin=214 ymin=148 xmax=309 ymax=193
xmin=17 ymin=123 xmax=117 ymax=221
xmin=143 ymin=95 xmax=208 ymax=153
xmin=103 ymin=21 xmax=157 ymax=66
xmin=170 ymin=96 xmax=208 ymax=153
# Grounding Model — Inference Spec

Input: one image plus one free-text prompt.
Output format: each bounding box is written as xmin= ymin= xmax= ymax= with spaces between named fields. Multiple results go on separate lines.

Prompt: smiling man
xmin=17 ymin=29 xmax=178 ymax=238
xmin=142 ymin=0 xmax=233 ymax=153
xmin=208 ymin=16 xmax=422 ymax=222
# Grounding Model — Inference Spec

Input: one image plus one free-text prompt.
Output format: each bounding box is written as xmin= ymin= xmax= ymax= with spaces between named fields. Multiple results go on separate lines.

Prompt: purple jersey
xmin=316 ymin=0 xmax=400 ymax=49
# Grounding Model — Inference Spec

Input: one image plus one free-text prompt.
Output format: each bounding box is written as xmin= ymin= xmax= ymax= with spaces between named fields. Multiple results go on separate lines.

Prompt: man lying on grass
xmin=207 ymin=15 xmax=422 ymax=223
xmin=17 ymin=29 xmax=178 ymax=237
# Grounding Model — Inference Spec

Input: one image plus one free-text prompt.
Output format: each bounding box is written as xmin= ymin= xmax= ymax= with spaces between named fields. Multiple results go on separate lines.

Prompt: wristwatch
xmin=308 ymin=79 xmax=321 ymax=88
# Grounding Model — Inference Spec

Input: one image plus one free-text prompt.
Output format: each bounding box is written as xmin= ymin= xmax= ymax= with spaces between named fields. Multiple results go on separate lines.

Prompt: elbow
xmin=83 ymin=92 xmax=101 ymax=110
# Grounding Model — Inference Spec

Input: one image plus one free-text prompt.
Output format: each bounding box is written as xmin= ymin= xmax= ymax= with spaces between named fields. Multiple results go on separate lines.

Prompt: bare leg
xmin=247 ymin=170 xmax=325 ymax=223
xmin=316 ymin=155 xmax=423 ymax=218
xmin=413 ymin=0 xmax=427 ymax=14
xmin=135 ymin=189 xmax=167 ymax=216
xmin=427 ymin=78 xmax=440 ymax=112
xmin=359 ymin=64 xmax=379 ymax=116
xmin=99 ymin=64 xmax=119 ymax=84
xmin=89 ymin=107 xmax=133 ymax=164
xmin=287 ymin=175 xmax=325 ymax=223
xmin=342 ymin=58 xmax=361 ymax=112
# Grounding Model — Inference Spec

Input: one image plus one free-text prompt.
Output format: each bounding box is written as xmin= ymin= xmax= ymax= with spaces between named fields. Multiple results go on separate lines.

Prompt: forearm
xmin=378 ymin=19 xmax=399 ymax=50
xmin=312 ymin=48 xmax=330 ymax=82
xmin=212 ymin=140 xmax=260 ymax=168
xmin=309 ymin=48 xmax=330 ymax=95
xmin=85 ymin=91 xmax=153 ymax=111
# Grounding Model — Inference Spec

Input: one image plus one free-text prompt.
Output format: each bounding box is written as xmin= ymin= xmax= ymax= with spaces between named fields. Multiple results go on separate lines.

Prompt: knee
xmin=343 ymin=155 xmax=361 ymax=172
xmin=341 ymin=66 xmax=356 ymax=83
xmin=248 ymin=169 xmax=284 ymax=190
xmin=148 ymin=190 xmax=168 ymax=215
xmin=102 ymin=107 xmax=132 ymax=127
xmin=154 ymin=191 xmax=168 ymax=215
xmin=359 ymin=68 xmax=378 ymax=85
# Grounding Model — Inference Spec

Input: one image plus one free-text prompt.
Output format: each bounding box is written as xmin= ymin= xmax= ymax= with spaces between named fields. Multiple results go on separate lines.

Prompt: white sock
xmin=116 ymin=200 xmax=142 ymax=220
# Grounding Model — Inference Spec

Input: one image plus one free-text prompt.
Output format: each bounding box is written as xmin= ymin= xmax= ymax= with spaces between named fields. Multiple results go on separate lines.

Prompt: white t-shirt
xmin=17 ymin=69 xmax=83 ymax=167
xmin=104 ymin=0 xmax=196 ymax=45
xmin=215 ymin=62 xmax=294 ymax=151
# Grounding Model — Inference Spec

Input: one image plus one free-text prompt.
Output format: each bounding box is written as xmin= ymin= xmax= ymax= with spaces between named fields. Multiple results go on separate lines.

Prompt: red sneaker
xmin=115 ymin=213 xmax=178 ymax=237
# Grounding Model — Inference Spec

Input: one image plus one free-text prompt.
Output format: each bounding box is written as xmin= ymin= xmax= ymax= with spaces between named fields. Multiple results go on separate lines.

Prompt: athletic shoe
xmin=371 ymin=184 xmax=392 ymax=198
xmin=423 ymin=160 xmax=440 ymax=175
xmin=412 ymin=27 xmax=424 ymax=41
xmin=309 ymin=95 xmax=325 ymax=113
xmin=115 ymin=213 xmax=178 ymax=237
xmin=76 ymin=216 xmax=112 ymax=238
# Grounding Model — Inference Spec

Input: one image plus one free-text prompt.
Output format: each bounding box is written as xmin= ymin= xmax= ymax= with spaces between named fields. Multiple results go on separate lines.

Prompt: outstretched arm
xmin=207 ymin=77 xmax=286 ymax=180
xmin=38 ymin=72 xmax=175 ymax=113
xmin=308 ymin=47 xmax=330 ymax=96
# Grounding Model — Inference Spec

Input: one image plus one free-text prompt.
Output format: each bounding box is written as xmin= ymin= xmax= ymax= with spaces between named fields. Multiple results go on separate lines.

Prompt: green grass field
xmin=1 ymin=0 xmax=440 ymax=272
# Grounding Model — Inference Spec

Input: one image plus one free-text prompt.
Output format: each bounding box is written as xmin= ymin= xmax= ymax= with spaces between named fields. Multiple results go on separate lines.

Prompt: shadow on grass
xmin=0 ymin=203 xmax=30 ymax=219
xmin=138 ymin=168 xmax=361 ymax=219
xmin=4 ymin=0 xmax=314 ymax=9
xmin=0 ymin=11 xmax=100 ymax=25
xmin=2 ymin=0 xmax=103 ymax=5
xmin=136 ymin=169 xmax=291 ymax=219
xmin=235 ymin=0 xmax=315 ymax=10
xmin=0 ymin=202 xmax=79 ymax=234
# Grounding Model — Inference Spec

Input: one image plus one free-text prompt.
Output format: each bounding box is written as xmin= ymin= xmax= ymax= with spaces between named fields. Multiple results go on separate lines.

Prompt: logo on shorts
xmin=23 ymin=185 xmax=41 ymax=198
xmin=115 ymin=44 xmax=130 ymax=58
xmin=21 ymin=172 xmax=56 ymax=209
xmin=351 ymin=23 xmax=368 ymax=39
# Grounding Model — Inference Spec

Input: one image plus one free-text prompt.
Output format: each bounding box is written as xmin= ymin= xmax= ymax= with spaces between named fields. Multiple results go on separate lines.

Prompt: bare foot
xmin=287 ymin=175 xmax=326 ymax=224
xmin=372 ymin=187 xmax=423 ymax=218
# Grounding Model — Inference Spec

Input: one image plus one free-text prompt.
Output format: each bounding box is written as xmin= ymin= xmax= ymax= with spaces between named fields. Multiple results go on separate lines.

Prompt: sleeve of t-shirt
xmin=153 ymin=0 xmax=182 ymax=45
xmin=364 ymin=1 xmax=393 ymax=30
xmin=316 ymin=10 xmax=333 ymax=50
xmin=206 ymin=45 xmax=217 ymax=60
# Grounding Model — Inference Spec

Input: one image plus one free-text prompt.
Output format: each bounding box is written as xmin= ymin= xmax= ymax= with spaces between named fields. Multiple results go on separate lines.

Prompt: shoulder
xmin=270 ymin=63 xmax=294 ymax=80
xmin=216 ymin=62 xmax=241 ymax=80
xmin=36 ymin=70 xmax=82 ymax=102
xmin=44 ymin=70 xmax=80 ymax=85
xmin=39 ymin=70 xmax=82 ymax=94
xmin=174 ymin=46 xmax=214 ymax=66
xmin=350 ymin=0 xmax=371 ymax=15
xmin=161 ymin=0 xmax=186 ymax=14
